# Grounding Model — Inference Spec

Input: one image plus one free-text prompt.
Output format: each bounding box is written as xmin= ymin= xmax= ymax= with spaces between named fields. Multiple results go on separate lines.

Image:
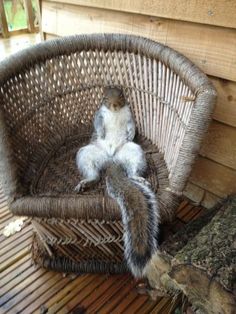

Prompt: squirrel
xmin=75 ymin=86 xmax=159 ymax=278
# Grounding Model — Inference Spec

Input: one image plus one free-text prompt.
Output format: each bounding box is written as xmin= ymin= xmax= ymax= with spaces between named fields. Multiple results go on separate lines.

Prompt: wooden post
xmin=35 ymin=0 xmax=44 ymax=40
xmin=23 ymin=0 xmax=35 ymax=32
xmin=0 ymin=0 xmax=9 ymax=38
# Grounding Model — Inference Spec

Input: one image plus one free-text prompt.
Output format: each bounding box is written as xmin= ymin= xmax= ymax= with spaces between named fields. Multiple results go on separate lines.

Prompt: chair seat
xmin=11 ymin=132 xmax=178 ymax=221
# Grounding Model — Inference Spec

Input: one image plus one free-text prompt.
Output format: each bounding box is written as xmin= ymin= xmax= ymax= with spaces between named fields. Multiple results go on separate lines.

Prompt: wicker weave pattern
xmin=1 ymin=54 xmax=186 ymax=186
xmin=9 ymin=136 xmax=175 ymax=220
xmin=0 ymin=34 xmax=216 ymax=273
xmin=0 ymin=34 xmax=216 ymax=200
xmin=32 ymin=219 xmax=124 ymax=261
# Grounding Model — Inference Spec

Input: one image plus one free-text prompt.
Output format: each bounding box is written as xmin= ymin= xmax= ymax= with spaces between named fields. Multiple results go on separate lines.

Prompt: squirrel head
xmin=103 ymin=86 xmax=126 ymax=111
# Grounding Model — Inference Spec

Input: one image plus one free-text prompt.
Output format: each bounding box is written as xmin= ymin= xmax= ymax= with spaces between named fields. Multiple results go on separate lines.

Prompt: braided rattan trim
xmin=35 ymin=255 xmax=128 ymax=274
xmin=0 ymin=34 xmax=214 ymax=92
xmin=32 ymin=218 xmax=123 ymax=246
xmin=32 ymin=230 xmax=125 ymax=269
xmin=10 ymin=150 xmax=180 ymax=221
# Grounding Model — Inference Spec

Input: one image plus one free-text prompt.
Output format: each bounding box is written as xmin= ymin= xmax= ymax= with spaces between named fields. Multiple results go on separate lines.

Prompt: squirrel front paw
xmin=74 ymin=181 xmax=86 ymax=193
xmin=75 ymin=179 xmax=98 ymax=192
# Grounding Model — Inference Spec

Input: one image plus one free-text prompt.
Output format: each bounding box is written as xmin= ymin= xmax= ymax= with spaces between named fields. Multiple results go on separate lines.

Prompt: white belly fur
xmin=97 ymin=105 xmax=132 ymax=156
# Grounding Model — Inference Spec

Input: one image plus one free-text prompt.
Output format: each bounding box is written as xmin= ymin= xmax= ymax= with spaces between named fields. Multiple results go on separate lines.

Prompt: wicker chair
xmin=0 ymin=34 xmax=216 ymax=274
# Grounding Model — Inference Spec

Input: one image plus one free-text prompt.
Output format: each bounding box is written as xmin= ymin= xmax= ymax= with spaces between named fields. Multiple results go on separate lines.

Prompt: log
xmin=147 ymin=197 xmax=236 ymax=314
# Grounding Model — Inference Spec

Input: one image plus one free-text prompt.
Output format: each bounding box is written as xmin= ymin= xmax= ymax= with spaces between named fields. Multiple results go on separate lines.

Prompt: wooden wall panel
xmin=184 ymin=182 xmax=220 ymax=209
xmin=211 ymin=77 xmax=236 ymax=127
xmin=190 ymin=157 xmax=236 ymax=198
xmin=200 ymin=121 xmax=236 ymax=170
xmin=45 ymin=33 xmax=58 ymax=40
xmin=42 ymin=1 xmax=236 ymax=81
xmin=46 ymin=0 xmax=236 ymax=29
xmin=42 ymin=1 xmax=168 ymax=42
xmin=201 ymin=191 xmax=221 ymax=209
xmin=184 ymin=182 xmax=205 ymax=205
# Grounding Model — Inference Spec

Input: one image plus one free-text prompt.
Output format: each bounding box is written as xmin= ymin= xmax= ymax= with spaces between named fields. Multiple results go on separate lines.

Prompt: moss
xmin=174 ymin=197 xmax=236 ymax=291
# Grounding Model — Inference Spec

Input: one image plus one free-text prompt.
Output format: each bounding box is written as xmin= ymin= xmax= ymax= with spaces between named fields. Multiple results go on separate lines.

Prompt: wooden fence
xmin=0 ymin=0 xmax=39 ymax=37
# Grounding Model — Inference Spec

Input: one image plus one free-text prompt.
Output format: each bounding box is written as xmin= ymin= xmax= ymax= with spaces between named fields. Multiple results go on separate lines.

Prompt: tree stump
xmin=147 ymin=197 xmax=236 ymax=314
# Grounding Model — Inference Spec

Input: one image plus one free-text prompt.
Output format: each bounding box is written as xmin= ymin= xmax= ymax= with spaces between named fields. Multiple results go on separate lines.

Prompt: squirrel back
xmin=106 ymin=163 xmax=159 ymax=278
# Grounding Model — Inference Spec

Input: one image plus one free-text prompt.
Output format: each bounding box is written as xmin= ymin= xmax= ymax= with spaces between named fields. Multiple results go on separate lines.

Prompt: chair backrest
xmin=0 ymin=34 xmax=216 ymax=200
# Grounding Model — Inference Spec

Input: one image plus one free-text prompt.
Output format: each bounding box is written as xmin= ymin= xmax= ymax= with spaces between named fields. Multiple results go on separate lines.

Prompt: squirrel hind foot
xmin=130 ymin=176 xmax=151 ymax=187
xmin=75 ymin=178 xmax=99 ymax=193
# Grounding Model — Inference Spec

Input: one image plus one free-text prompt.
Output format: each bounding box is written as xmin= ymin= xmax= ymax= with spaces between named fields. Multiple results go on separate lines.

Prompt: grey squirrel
xmin=75 ymin=86 xmax=159 ymax=278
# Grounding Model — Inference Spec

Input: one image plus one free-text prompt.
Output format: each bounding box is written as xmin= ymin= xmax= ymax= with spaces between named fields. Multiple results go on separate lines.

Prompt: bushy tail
xmin=106 ymin=163 xmax=159 ymax=278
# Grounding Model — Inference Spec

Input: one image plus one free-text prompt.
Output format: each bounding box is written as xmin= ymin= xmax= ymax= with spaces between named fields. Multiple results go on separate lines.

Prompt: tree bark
xmin=147 ymin=196 xmax=236 ymax=314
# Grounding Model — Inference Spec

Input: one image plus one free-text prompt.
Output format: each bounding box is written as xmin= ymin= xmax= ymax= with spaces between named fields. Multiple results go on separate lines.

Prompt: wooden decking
xmin=0 ymin=33 xmax=41 ymax=61
xmin=0 ymin=190 xmax=203 ymax=314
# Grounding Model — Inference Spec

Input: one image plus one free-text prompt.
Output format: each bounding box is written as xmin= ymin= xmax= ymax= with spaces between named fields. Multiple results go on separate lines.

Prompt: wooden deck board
xmin=0 ymin=255 xmax=31 ymax=282
xmin=0 ymin=225 xmax=33 ymax=251
xmin=56 ymin=275 xmax=109 ymax=313
xmin=0 ymin=189 xmax=203 ymax=313
xmin=25 ymin=276 xmax=74 ymax=313
xmin=0 ymin=260 xmax=35 ymax=291
xmin=62 ymin=274 xmax=129 ymax=312
xmin=122 ymin=294 xmax=149 ymax=313
xmin=0 ymin=33 xmax=41 ymax=61
xmin=96 ymin=277 xmax=137 ymax=313
xmin=11 ymin=273 xmax=69 ymax=313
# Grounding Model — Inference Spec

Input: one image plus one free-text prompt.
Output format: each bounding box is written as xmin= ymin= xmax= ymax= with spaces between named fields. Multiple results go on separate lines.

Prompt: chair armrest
xmin=0 ymin=110 xmax=18 ymax=203
xmin=168 ymin=87 xmax=217 ymax=193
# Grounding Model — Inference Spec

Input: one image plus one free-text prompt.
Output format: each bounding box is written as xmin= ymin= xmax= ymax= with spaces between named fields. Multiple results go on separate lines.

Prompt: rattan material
xmin=10 ymin=135 xmax=177 ymax=221
xmin=32 ymin=233 xmax=128 ymax=274
xmin=0 ymin=34 xmax=216 ymax=273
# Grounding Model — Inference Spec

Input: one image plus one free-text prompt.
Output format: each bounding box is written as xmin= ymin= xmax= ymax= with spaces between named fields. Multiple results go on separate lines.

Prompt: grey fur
xmin=106 ymin=165 xmax=159 ymax=278
xmin=93 ymin=109 xmax=105 ymax=140
xmin=75 ymin=102 xmax=140 ymax=191
xmin=76 ymin=90 xmax=159 ymax=277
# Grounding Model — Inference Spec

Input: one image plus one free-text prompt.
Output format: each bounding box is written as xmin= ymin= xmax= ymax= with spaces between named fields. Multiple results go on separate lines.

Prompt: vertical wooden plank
xmin=200 ymin=121 xmax=236 ymax=170
xmin=35 ymin=0 xmax=44 ymax=40
xmin=41 ymin=2 xmax=236 ymax=81
xmin=211 ymin=77 xmax=236 ymax=128
xmin=0 ymin=0 xmax=9 ymax=38
xmin=190 ymin=157 xmax=236 ymax=198
xmin=23 ymin=0 xmax=35 ymax=32
xmin=43 ymin=0 xmax=236 ymax=29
